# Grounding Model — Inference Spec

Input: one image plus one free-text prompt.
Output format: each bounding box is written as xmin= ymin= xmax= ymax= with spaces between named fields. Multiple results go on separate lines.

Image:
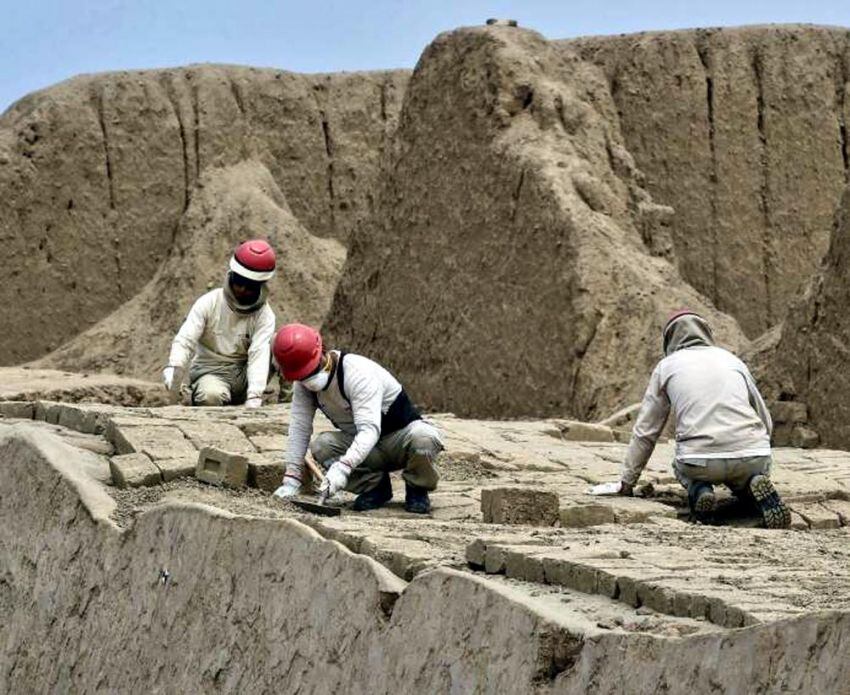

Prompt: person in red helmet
xmin=591 ymin=310 xmax=791 ymax=529
xmin=162 ymin=240 xmax=276 ymax=408
xmin=271 ymin=323 xmax=443 ymax=514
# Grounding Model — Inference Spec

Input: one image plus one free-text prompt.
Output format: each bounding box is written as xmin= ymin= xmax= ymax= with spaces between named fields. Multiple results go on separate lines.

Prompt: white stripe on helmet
xmin=230 ymin=256 xmax=275 ymax=282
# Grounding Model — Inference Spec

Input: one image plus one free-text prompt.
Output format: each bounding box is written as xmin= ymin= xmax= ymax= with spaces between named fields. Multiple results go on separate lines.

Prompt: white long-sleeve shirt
xmin=621 ymin=346 xmax=772 ymax=486
xmin=285 ymin=351 xmax=404 ymax=476
xmin=168 ymin=289 xmax=275 ymax=400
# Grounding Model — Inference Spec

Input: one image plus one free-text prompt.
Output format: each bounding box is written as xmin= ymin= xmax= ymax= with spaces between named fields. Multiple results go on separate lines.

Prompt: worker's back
xmin=661 ymin=344 xmax=770 ymax=458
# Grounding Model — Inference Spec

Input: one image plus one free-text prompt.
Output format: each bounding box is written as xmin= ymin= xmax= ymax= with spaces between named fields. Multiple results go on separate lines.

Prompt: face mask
xmin=301 ymin=369 xmax=330 ymax=392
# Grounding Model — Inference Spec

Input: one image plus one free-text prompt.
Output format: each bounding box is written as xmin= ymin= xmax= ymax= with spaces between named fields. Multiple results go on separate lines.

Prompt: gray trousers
xmin=674 ymin=455 xmax=772 ymax=507
xmin=310 ymin=420 xmax=443 ymax=494
xmin=189 ymin=362 xmax=248 ymax=406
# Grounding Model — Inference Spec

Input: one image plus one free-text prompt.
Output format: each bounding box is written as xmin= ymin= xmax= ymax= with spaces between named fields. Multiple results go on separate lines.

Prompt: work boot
xmin=748 ymin=474 xmax=791 ymax=529
xmin=352 ymin=473 xmax=393 ymax=512
xmin=404 ymin=482 xmax=431 ymax=514
xmin=688 ymin=483 xmax=716 ymax=524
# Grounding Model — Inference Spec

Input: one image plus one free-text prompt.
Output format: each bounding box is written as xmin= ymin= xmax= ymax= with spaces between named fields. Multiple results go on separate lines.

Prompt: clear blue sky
xmin=3 ymin=0 xmax=850 ymax=112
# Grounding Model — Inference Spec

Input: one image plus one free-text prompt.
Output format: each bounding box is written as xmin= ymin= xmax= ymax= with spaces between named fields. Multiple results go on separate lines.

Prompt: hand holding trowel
xmin=288 ymin=455 xmax=342 ymax=516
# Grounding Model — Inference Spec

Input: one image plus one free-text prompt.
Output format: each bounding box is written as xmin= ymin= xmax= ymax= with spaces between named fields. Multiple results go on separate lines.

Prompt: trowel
xmin=289 ymin=455 xmax=342 ymax=517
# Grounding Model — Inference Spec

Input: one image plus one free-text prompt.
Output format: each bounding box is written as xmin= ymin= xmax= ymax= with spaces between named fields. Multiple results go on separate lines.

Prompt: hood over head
xmin=662 ymin=311 xmax=714 ymax=356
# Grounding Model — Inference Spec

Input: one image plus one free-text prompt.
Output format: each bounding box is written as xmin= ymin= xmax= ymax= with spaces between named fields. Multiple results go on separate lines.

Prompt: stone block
xmin=34 ymin=401 xmax=62 ymax=424
xmin=770 ymin=401 xmax=808 ymax=425
xmin=503 ymin=548 xmax=545 ymax=583
xmin=636 ymin=581 xmax=675 ymax=615
xmin=196 ymin=447 xmax=249 ymax=488
xmin=821 ymin=499 xmax=850 ymax=526
xmin=0 ymin=401 xmax=34 ymax=419
xmin=549 ymin=420 xmax=615 ymax=443
xmin=109 ymin=453 xmax=162 ymax=488
xmin=616 ymin=575 xmax=640 ymax=607
xmin=480 ymin=487 xmax=559 ymax=526
xmin=249 ymin=434 xmax=287 ymax=452
xmin=465 ymin=538 xmax=487 ymax=568
xmin=708 ymin=598 xmax=727 ymax=626
xmin=688 ymin=593 xmax=710 ymax=621
xmin=542 ymin=555 xmax=598 ymax=595
xmin=791 ymin=427 xmax=820 ymax=449
xmin=559 ymin=503 xmax=616 ymax=528
xmin=177 ymin=421 xmax=256 ymax=454
xmin=108 ymin=423 xmax=197 ymax=460
xmin=247 ymin=455 xmax=284 ymax=492
xmin=483 ymin=545 xmax=506 ymax=574
xmin=595 ymin=568 xmax=619 ymax=598
xmin=789 ymin=511 xmax=809 ymax=530
xmin=773 ymin=423 xmax=820 ymax=449
xmin=672 ymin=590 xmax=695 ymax=618
xmin=56 ymin=404 xmax=99 ymax=434
xmin=791 ymin=502 xmax=840 ymax=529
xmin=155 ymin=457 xmax=198 ymax=482
xmin=236 ymin=419 xmax=286 ymax=437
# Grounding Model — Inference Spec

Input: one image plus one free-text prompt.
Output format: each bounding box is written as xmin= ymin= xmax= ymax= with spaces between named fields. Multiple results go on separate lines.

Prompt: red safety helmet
xmin=273 ymin=324 xmax=323 ymax=381
xmin=230 ymin=239 xmax=276 ymax=282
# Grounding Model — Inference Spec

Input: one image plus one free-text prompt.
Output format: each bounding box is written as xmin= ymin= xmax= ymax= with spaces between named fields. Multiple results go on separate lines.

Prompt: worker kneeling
xmin=272 ymin=323 xmax=442 ymax=514
xmin=596 ymin=310 xmax=791 ymax=529
xmin=163 ymin=240 xmax=277 ymax=408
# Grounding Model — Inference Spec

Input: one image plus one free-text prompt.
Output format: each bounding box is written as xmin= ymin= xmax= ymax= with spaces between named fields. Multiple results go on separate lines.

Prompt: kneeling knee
xmin=193 ymin=389 xmax=229 ymax=407
xmin=310 ymin=433 xmax=337 ymax=463
xmin=409 ymin=429 xmax=442 ymax=458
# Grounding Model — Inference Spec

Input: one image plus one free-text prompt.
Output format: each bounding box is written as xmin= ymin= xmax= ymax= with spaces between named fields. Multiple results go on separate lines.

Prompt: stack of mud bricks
xmin=770 ymin=402 xmax=819 ymax=449
xmin=481 ymin=487 xmax=559 ymax=526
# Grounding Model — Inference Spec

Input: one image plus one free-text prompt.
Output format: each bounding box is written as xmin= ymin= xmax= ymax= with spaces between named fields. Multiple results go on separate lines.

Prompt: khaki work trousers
xmin=189 ymin=362 xmax=248 ymax=406
xmin=674 ymin=455 xmax=772 ymax=507
xmin=310 ymin=420 xmax=443 ymax=494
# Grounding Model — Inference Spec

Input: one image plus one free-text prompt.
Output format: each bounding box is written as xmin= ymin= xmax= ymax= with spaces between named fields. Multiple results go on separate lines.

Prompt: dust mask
xmin=301 ymin=369 xmax=330 ymax=392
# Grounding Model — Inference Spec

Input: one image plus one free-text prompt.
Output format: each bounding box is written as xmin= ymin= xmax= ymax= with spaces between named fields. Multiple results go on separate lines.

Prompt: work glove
xmin=162 ymin=366 xmax=176 ymax=391
xmin=273 ymin=475 xmax=302 ymax=499
xmin=244 ymin=397 xmax=263 ymax=409
xmin=320 ymin=460 xmax=352 ymax=497
xmin=588 ymin=480 xmax=628 ymax=496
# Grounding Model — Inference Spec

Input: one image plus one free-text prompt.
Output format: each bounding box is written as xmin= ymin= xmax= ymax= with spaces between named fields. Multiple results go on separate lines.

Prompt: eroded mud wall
xmin=2 ymin=427 xmax=850 ymax=693
xmin=34 ymin=160 xmax=345 ymax=380
xmin=327 ymin=25 xmax=743 ymax=419
xmin=766 ymin=186 xmax=850 ymax=448
xmin=571 ymin=26 xmax=850 ymax=336
xmin=0 ymin=67 xmax=408 ymax=364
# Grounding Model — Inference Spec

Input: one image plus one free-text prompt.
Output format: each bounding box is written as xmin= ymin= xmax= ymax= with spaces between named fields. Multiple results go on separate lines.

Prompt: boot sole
xmin=749 ymin=475 xmax=791 ymax=529
xmin=694 ymin=490 xmax=717 ymax=515
xmin=692 ymin=489 xmax=716 ymax=524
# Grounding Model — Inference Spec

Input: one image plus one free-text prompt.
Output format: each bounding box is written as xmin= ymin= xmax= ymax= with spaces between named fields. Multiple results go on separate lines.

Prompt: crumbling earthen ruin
xmin=3 ymin=400 xmax=850 ymax=692
xmin=3 ymin=20 xmax=850 ymax=694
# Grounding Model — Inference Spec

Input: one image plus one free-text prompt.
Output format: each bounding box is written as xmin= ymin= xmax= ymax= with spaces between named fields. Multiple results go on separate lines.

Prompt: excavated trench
xmin=3 ymin=399 xmax=850 ymax=691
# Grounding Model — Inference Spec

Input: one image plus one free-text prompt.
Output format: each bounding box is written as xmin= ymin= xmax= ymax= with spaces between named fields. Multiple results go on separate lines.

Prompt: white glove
xmin=244 ymin=397 xmax=263 ymax=409
xmin=273 ymin=476 xmax=302 ymax=499
xmin=588 ymin=481 xmax=623 ymax=496
xmin=162 ymin=366 xmax=176 ymax=391
xmin=320 ymin=460 xmax=352 ymax=497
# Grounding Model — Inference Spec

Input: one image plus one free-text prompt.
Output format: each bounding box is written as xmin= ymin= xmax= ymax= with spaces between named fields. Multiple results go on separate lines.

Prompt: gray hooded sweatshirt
xmin=621 ymin=315 xmax=772 ymax=487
